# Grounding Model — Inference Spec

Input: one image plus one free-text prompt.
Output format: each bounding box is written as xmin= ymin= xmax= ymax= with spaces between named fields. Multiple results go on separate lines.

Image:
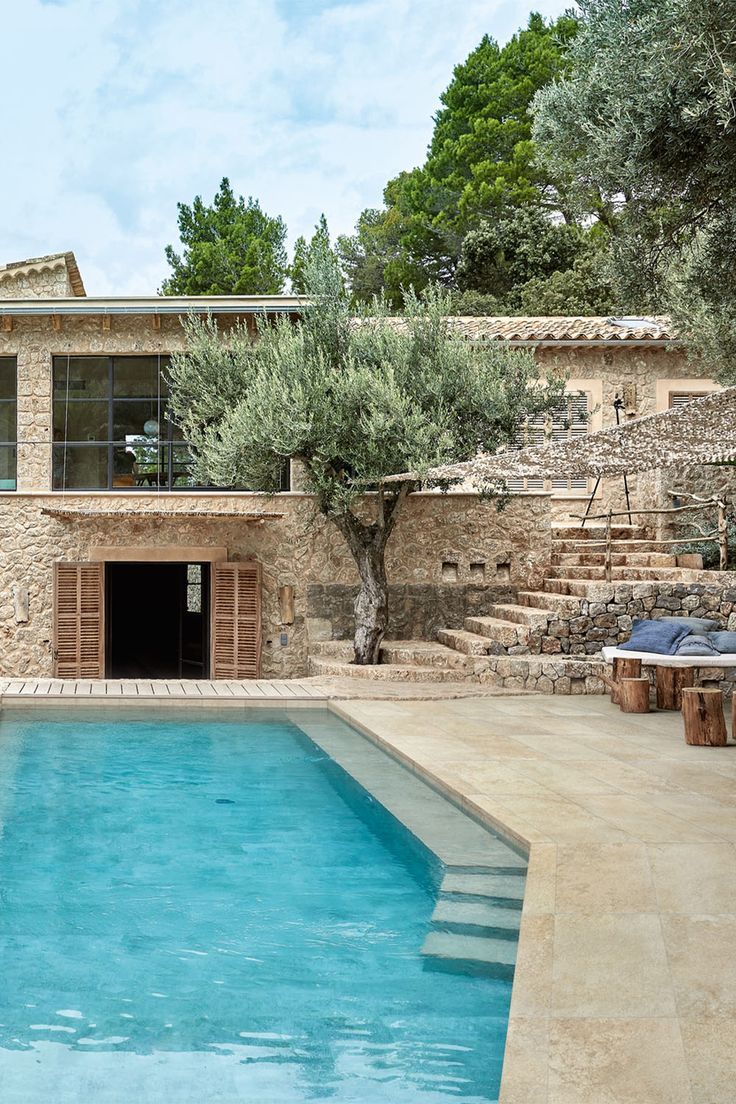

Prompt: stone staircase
xmin=308 ymin=523 xmax=708 ymax=693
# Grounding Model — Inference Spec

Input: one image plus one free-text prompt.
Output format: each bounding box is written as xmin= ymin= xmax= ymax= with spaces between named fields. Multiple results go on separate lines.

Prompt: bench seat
xmin=602 ymin=646 xmax=736 ymax=668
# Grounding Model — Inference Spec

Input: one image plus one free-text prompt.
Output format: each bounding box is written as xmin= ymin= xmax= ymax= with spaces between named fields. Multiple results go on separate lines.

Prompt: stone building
xmin=0 ymin=251 xmax=721 ymax=681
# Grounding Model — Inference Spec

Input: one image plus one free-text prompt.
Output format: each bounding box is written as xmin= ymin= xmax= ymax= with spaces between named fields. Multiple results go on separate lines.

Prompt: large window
xmin=0 ymin=358 xmax=17 ymax=491
xmin=52 ymin=356 xmax=289 ymax=492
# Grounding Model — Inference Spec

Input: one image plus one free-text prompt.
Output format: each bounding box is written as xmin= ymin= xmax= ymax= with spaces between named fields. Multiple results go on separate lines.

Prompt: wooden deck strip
xmin=0 ymin=678 xmax=330 ymax=701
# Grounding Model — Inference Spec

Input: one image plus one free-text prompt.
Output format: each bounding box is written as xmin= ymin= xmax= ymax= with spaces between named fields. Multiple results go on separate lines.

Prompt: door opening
xmin=105 ymin=562 xmax=210 ymax=678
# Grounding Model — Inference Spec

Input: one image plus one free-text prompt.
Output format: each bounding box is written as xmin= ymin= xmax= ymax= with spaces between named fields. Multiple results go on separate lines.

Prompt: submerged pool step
xmin=421 ymin=931 xmax=517 ymax=980
xmin=441 ymin=871 xmax=526 ymax=902
xmin=431 ymin=899 xmax=521 ymax=939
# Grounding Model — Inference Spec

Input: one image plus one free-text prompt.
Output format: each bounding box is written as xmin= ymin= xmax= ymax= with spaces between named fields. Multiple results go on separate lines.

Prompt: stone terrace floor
xmin=334 ymin=695 xmax=736 ymax=1104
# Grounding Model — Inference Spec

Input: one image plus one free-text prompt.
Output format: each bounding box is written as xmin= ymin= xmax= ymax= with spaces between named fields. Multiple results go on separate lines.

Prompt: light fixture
xmin=143 ymin=418 xmax=159 ymax=436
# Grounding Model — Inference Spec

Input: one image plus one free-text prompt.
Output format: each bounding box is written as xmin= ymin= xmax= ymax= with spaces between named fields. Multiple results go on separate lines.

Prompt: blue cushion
xmin=619 ymin=619 xmax=692 ymax=655
xmin=708 ymin=631 xmax=736 ymax=654
xmin=676 ymin=634 xmax=721 ymax=657
xmin=661 ymin=615 xmax=720 ymax=633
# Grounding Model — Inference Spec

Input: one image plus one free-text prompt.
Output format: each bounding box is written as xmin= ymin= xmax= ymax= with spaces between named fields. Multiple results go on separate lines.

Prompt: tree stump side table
xmin=656 ymin=666 xmax=695 ymax=711
xmin=682 ymin=687 xmax=728 ymax=746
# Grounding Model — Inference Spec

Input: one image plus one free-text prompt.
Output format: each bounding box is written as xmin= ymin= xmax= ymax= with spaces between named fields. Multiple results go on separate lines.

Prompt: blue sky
xmin=3 ymin=0 xmax=568 ymax=295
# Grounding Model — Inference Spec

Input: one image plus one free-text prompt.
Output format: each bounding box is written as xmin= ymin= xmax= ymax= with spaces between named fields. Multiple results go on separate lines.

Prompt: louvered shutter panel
xmin=53 ymin=562 xmax=104 ymax=678
xmin=212 ymin=562 xmax=262 ymax=679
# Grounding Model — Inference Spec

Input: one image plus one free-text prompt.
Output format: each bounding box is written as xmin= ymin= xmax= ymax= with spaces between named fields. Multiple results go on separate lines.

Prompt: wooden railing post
xmin=718 ymin=500 xmax=728 ymax=571
xmin=605 ymin=509 xmax=613 ymax=582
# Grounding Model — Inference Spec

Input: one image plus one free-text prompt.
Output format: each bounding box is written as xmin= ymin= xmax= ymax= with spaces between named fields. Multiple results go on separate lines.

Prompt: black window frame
xmin=0 ymin=356 xmax=17 ymax=492
xmin=52 ymin=354 xmax=291 ymax=493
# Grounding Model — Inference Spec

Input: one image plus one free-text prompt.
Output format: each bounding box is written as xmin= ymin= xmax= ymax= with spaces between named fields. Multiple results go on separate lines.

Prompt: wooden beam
xmin=1 ymin=315 xmax=13 ymax=333
xmin=51 ymin=314 xmax=62 ymax=333
xmin=152 ymin=313 xmax=161 ymax=331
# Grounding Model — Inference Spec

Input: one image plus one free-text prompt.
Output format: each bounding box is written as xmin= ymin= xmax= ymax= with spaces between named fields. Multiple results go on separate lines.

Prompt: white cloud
xmin=0 ymin=0 xmax=569 ymax=294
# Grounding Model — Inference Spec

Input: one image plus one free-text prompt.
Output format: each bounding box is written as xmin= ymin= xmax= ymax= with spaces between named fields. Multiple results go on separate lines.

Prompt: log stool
xmin=682 ymin=687 xmax=728 ymax=746
xmin=618 ymin=677 xmax=651 ymax=713
xmin=656 ymin=666 xmax=695 ymax=711
xmin=609 ymin=657 xmax=642 ymax=705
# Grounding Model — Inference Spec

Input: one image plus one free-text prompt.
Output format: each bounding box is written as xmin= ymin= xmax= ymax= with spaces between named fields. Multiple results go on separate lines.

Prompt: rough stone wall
xmin=0 ymin=491 xmax=549 ymax=678
xmin=0 ymin=260 xmax=73 ymax=299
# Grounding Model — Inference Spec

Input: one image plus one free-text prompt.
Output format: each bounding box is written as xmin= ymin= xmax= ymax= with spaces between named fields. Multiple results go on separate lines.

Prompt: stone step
xmin=486 ymin=603 xmax=553 ymax=629
xmin=307 ymin=655 xmax=477 ymax=682
xmin=518 ymin=590 xmax=582 ymax=614
xmin=553 ymin=538 xmax=668 ymax=554
xmin=441 ymin=871 xmax=526 ymax=903
xmin=379 ymin=640 xmax=470 ymax=670
xmin=437 ymin=628 xmax=494 ymax=656
xmin=431 ymin=899 xmax=522 ymax=938
xmin=552 ymin=551 xmax=677 ymax=567
xmin=549 ymin=565 xmax=703 ymax=584
xmin=421 ymin=931 xmax=517 ymax=978
xmin=464 ymin=616 xmax=531 ymax=648
xmin=552 ymin=525 xmax=650 ymax=541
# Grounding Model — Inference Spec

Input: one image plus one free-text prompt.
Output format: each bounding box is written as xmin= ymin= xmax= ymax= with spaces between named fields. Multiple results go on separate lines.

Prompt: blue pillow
xmin=661 ymin=616 xmax=720 ymax=633
xmin=676 ymin=634 xmax=721 ymax=657
xmin=708 ymin=631 xmax=736 ymax=654
xmin=619 ymin=619 xmax=692 ymax=655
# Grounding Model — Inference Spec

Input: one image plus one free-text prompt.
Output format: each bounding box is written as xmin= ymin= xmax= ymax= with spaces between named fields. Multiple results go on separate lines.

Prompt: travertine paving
xmin=333 ymin=695 xmax=736 ymax=1104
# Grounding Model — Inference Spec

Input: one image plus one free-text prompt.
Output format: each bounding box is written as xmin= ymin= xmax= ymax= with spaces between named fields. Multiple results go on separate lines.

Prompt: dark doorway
xmin=106 ymin=562 xmax=210 ymax=678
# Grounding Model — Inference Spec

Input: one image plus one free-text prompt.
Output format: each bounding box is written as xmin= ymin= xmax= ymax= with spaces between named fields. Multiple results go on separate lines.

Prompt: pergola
xmin=386 ymin=386 xmax=736 ymax=489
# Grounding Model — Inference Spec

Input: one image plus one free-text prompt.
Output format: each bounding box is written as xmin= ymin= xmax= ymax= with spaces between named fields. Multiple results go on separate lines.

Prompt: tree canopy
xmin=162 ymin=178 xmax=288 ymax=295
xmin=336 ymin=12 xmax=614 ymax=312
xmin=533 ymin=0 xmax=736 ymax=376
xmin=168 ymin=249 xmax=564 ymax=663
xmin=289 ymin=214 xmax=331 ymax=294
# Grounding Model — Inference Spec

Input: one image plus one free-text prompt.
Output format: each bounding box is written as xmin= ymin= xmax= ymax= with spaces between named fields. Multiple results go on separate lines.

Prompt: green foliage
xmin=515 ymin=243 xmax=616 ymax=315
xmin=340 ymin=13 xmax=579 ymax=307
xmin=532 ymin=0 xmax=736 ymax=377
xmin=162 ymin=178 xmax=288 ymax=295
xmin=290 ymin=214 xmax=331 ymax=294
xmin=168 ymin=249 xmax=566 ymax=515
xmin=456 ymin=207 xmax=583 ymax=299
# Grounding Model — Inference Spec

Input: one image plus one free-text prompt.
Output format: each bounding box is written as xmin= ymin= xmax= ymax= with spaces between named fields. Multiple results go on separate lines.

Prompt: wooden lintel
xmin=152 ymin=313 xmax=161 ymax=331
xmin=51 ymin=314 xmax=62 ymax=333
xmin=1 ymin=315 xmax=12 ymax=333
xmin=101 ymin=315 xmax=111 ymax=332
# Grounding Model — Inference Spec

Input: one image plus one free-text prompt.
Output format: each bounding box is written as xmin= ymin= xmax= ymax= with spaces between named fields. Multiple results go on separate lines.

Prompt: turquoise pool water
xmin=0 ymin=708 xmax=517 ymax=1102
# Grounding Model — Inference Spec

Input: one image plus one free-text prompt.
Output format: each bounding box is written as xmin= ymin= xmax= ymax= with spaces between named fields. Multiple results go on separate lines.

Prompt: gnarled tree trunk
xmin=334 ymin=483 xmax=409 ymax=666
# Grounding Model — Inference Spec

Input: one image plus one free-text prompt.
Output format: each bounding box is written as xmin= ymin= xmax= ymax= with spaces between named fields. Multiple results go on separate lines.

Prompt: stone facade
xmin=0 ymin=252 xmax=83 ymax=300
xmin=0 ymin=490 xmax=548 ymax=679
xmin=0 ymin=280 xmax=725 ymax=681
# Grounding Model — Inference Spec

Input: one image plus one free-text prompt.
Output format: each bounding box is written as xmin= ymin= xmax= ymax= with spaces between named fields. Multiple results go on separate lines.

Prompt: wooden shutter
xmin=211 ymin=561 xmax=262 ymax=679
xmin=53 ymin=562 xmax=104 ymax=678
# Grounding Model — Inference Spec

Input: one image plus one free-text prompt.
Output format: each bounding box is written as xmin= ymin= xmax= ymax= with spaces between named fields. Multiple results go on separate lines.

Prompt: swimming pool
xmin=0 ymin=707 xmax=525 ymax=1103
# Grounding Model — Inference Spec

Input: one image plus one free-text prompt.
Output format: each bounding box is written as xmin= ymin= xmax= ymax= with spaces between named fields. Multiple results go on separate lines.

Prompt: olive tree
xmin=168 ymin=251 xmax=564 ymax=665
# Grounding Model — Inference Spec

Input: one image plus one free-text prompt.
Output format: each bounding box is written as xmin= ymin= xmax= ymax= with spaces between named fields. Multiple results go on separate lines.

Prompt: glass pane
xmin=0 ymin=445 xmax=16 ymax=488
xmin=111 ymin=445 xmax=139 ymax=488
xmin=53 ymin=400 xmax=108 ymax=442
xmin=119 ymin=442 xmax=165 ymax=486
xmin=187 ymin=564 xmax=201 ymax=584
xmin=186 ymin=584 xmax=202 ymax=613
xmin=170 ymin=444 xmax=196 ymax=487
xmin=53 ymin=357 xmax=109 ymax=399
xmin=113 ymin=356 xmax=169 ymax=398
xmin=113 ymin=399 xmax=162 ymax=441
xmin=0 ymin=358 xmax=16 ymax=401
xmin=0 ymin=402 xmax=16 ymax=442
xmin=52 ymin=445 xmax=108 ymax=490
